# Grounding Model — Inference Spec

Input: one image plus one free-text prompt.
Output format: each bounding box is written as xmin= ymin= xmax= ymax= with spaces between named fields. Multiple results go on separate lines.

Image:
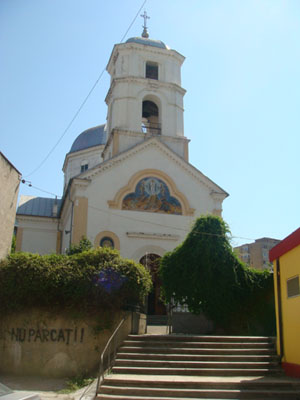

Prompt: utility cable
xmin=87 ymin=203 xmax=255 ymax=242
xmin=21 ymin=179 xmax=61 ymax=198
xmin=24 ymin=0 xmax=148 ymax=179
xmin=20 ymin=180 xmax=255 ymax=242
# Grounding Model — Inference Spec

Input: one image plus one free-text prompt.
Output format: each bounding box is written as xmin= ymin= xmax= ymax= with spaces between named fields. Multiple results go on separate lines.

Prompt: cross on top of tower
xmin=141 ymin=10 xmax=150 ymax=38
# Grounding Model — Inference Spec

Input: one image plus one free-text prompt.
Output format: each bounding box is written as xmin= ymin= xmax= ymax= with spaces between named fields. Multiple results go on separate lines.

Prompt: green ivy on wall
xmin=159 ymin=215 xmax=275 ymax=335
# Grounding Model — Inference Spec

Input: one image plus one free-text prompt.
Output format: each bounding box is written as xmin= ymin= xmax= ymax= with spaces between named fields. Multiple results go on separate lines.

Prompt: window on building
xmin=80 ymin=164 xmax=88 ymax=173
xmin=287 ymin=276 xmax=300 ymax=298
xmin=146 ymin=62 xmax=158 ymax=80
xmin=100 ymin=236 xmax=114 ymax=249
xmin=263 ymin=250 xmax=268 ymax=260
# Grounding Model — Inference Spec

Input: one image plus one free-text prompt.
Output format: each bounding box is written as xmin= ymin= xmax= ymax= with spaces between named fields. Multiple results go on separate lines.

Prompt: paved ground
xmin=0 ymin=375 xmax=97 ymax=400
xmin=146 ymin=325 xmax=169 ymax=335
xmin=0 ymin=327 xmax=168 ymax=400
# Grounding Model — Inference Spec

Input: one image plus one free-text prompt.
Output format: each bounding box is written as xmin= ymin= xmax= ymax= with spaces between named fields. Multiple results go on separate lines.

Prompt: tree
xmin=159 ymin=215 xmax=275 ymax=333
xmin=66 ymin=236 xmax=93 ymax=255
xmin=10 ymin=234 xmax=16 ymax=254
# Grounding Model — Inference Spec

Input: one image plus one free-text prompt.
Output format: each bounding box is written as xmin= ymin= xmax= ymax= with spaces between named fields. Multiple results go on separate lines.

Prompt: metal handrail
xmin=96 ymin=314 xmax=129 ymax=395
xmin=167 ymin=302 xmax=173 ymax=334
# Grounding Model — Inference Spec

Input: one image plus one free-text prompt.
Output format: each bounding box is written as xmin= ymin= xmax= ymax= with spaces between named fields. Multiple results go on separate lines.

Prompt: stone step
xmin=97 ymin=335 xmax=293 ymax=399
xmin=98 ymin=397 xmax=299 ymax=400
xmin=122 ymin=340 xmax=275 ymax=349
xmin=117 ymin=352 xmax=279 ymax=362
xmin=98 ymin=385 xmax=300 ymax=399
xmin=114 ymin=358 xmax=280 ymax=370
xmin=104 ymin=375 xmax=300 ymax=390
xmin=119 ymin=346 xmax=276 ymax=356
xmin=112 ymin=366 xmax=283 ymax=376
xmin=128 ymin=335 xmax=275 ymax=343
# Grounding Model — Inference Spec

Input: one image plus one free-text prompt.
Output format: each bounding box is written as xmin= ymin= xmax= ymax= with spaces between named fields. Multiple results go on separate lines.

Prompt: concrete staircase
xmin=97 ymin=334 xmax=300 ymax=399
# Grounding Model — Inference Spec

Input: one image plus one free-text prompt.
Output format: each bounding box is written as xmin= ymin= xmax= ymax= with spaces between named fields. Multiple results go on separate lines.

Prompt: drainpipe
xmin=68 ymin=192 xmax=74 ymax=250
xmin=53 ymin=196 xmax=62 ymax=255
xmin=276 ymin=258 xmax=284 ymax=361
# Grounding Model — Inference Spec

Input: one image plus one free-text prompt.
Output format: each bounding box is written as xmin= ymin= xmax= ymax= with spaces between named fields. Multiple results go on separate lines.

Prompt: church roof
xmin=17 ymin=195 xmax=62 ymax=218
xmin=78 ymin=136 xmax=229 ymax=198
xmin=126 ymin=37 xmax=169 ymax=50
xmin=69 ymin=124 xmax=107 ymax=154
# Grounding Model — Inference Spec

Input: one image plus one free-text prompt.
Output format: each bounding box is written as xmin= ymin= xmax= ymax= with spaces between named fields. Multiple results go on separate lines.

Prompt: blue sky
xmin=1 ymin=0 xmax=299 ymax=246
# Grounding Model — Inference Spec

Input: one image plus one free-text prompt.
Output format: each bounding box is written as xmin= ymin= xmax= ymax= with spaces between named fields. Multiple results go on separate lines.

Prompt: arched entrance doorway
xmin=140 ymin=253 xmax=166 ymax=315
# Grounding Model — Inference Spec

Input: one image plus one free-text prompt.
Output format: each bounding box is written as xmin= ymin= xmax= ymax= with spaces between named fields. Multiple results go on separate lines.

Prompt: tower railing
xmin=141 ymin=122 xmax=161 ymax=135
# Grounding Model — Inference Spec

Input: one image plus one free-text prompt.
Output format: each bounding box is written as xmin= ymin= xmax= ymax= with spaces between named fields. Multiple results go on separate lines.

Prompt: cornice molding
xmin=102 ymin=129 xmax=190 ymax=159
xmin=105 ymin=77 xmax=185 ymax=105
xmin=73 ymin=178 xmax=91 ymax=188
xmin=83 ymin=137 xmax=228 ymax=196
xmin=16 ymin=215 xmax=59 ymax=224
xmin=63 ymin=144 xmax=105 ymax=172
xmin=126 ymin=232 xmax=179 ymax=241
xmin=107 ymin=42 xmax=185 ymax=74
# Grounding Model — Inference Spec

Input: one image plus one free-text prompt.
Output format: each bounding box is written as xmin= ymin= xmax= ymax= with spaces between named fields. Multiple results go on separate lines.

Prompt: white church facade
xmin=16 ymin=30 xmax=228 ymax=280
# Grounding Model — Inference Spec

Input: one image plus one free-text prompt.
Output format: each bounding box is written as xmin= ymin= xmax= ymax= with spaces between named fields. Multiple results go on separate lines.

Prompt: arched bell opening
xmin=141 ymin=100 xmax=161 ymax=135
xmin=140 ymin=253 xmax=166 ymax=315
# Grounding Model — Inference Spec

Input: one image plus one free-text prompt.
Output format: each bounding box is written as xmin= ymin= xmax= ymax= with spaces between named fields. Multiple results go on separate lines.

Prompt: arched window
xmin=94 ymin=231 xmax=120 ymax=250
xmin=142 ymin=100 xmax=161 ymax=135
xmin=100 ymin=236 xmax=114 ymax=249
xmin=146 ymin=62 xmax=158 ymax=80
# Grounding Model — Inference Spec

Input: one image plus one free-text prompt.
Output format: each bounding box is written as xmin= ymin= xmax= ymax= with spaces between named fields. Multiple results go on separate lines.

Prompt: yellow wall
xmin=274 ymin=245 xmax=300 ymax=366
xmin=72 ymin=197 xmax=88 ymax=245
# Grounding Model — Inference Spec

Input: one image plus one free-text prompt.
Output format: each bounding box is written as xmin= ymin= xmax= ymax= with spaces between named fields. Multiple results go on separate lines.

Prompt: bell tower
xmin=102 ymin=18 xmax=188 ymax=161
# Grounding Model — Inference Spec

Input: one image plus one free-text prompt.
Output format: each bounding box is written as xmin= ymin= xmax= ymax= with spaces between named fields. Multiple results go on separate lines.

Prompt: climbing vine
xmin=159 ymin=215 xmax=275 ymax=334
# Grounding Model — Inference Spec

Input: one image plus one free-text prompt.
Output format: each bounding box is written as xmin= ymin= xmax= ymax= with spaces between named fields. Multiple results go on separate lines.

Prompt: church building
xmin=16 ymin=23 xmax=228 ymax=313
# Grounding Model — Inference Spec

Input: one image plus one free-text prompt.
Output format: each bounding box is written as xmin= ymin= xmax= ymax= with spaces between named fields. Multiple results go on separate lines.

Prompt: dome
xmin=69 ymin=124 xmax=107 ymax=154
xmin=126 ymin=37 xmax=169 ymax=50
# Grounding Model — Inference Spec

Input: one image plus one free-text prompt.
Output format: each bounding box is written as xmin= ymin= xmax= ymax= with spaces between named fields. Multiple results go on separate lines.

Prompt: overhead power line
xmin=24 ymin=0 xmax=148 ymax=178
xmin=87 ymin=203 xmax=256 ymax=242
xmin=21 ymin=179 xmax=62 ymax=198
xmin=20 ymin=178 xmax=255 ymax=242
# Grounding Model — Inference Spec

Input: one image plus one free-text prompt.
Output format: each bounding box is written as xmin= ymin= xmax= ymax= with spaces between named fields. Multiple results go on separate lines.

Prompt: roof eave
xmin=269 ymin=227 xmax=300 ymax=262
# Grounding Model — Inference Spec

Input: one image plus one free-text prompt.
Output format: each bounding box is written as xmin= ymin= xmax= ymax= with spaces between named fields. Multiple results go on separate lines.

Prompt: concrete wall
xmin=0 ymin=153 xmax=20 ymax=259
xmin=0 ymin=309 xmax=145 ymax=378
xmin=172 ymin=312 xmax=214 ymax=334
xmin=16 ymin=217 xmax=59 ymax=255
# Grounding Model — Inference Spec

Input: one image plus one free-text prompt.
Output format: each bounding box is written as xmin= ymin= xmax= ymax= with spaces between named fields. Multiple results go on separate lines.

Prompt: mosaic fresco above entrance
xmin=122 ymin=176 xmax=182 ymax=215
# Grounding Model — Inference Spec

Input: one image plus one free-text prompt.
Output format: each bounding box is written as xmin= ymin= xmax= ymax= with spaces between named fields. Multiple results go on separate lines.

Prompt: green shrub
xmin=66 ymin=236 xmax=93 ymax=255
xmin=0 ymin=247 xmax=152 ymax=314
xmin=159 ymin=215 xmax=275 ymax=335
xmin=11 ymin=234 xmax=16 ymax=254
